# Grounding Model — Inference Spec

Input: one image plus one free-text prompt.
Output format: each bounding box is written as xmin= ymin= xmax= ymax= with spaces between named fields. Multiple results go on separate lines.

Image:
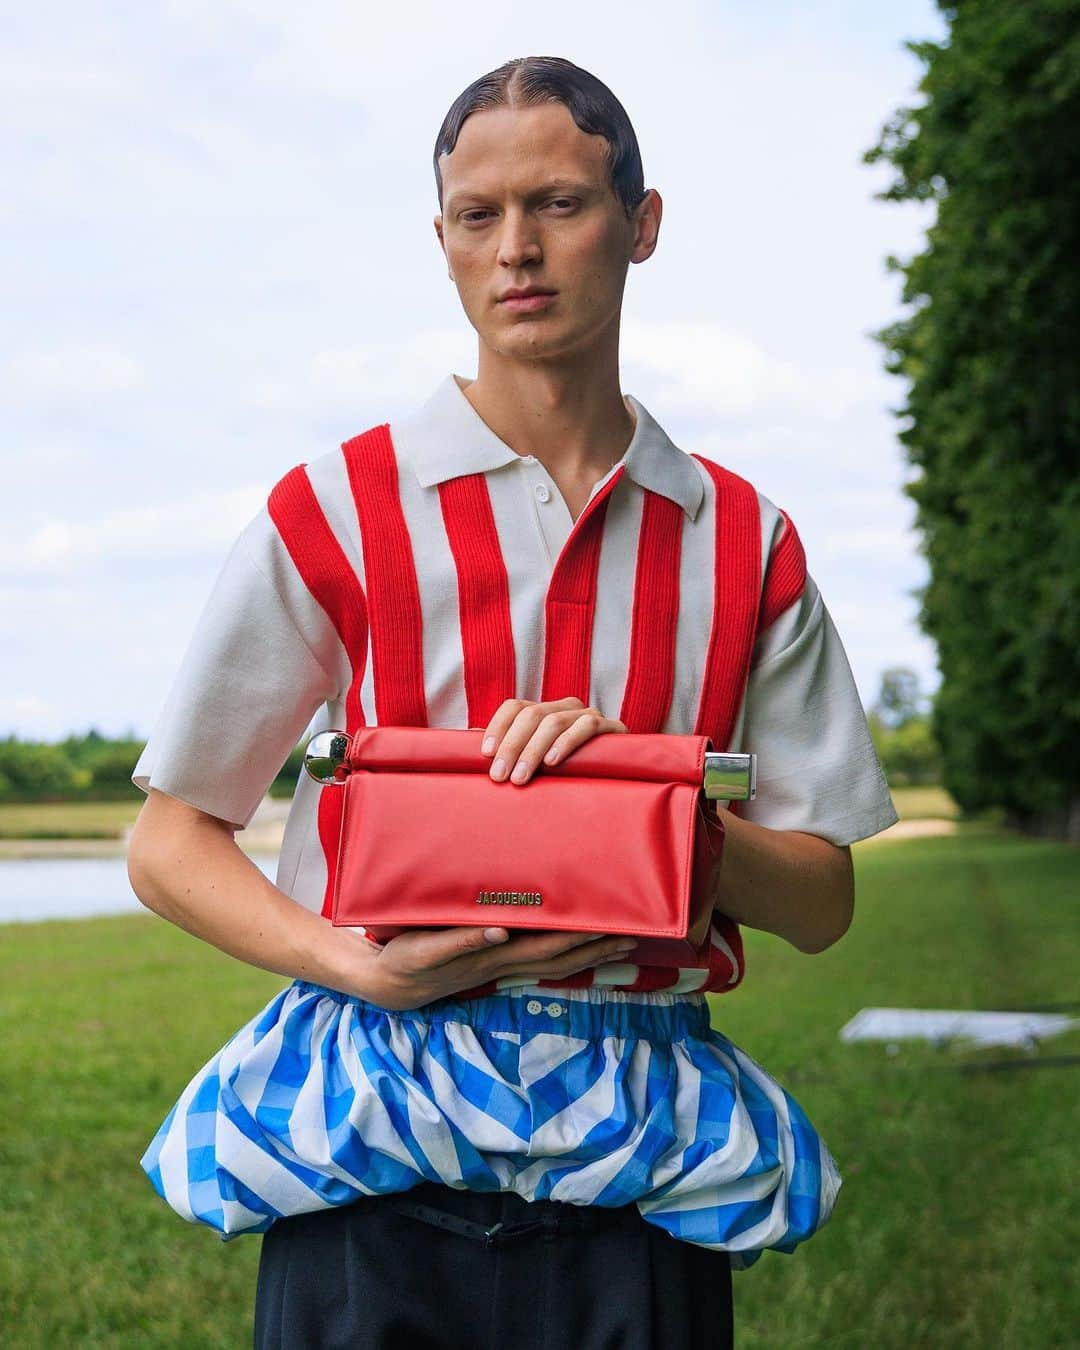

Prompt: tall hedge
xmin=864 ymin=0 xmax=1080 ymax=839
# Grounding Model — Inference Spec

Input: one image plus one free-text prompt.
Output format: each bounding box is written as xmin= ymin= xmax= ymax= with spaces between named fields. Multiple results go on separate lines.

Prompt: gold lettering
xmin=475 ymin=890 xmax=543 ymax=905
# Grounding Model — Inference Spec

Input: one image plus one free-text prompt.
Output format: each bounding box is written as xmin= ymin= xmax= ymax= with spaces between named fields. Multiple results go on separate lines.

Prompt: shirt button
xmin=544 ymin=1001 xmax=565 ymax=1017
xmin=526 ymin=999 xmax=543 ymax=1014
xmin=534 ymin=484 xmax=551 ymax=503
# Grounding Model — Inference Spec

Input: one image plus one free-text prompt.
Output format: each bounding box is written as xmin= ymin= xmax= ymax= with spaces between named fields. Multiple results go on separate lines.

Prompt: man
xmin=129 ymin=56 xmax=898 ymax=1349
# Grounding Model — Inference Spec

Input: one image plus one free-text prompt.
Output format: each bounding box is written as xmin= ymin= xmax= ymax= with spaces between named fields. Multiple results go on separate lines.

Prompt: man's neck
xmin=456 ymin=368 xmax=636 ymax=484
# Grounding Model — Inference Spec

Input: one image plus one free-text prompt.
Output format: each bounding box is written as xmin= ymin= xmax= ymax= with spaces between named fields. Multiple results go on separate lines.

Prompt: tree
xmin=873 ymin=666 xmax=925 ymax=729
xmin=869 ymin=668 xmax=943 ymax=787
xmin=864 ymin=0 xmax=1080 ymax=840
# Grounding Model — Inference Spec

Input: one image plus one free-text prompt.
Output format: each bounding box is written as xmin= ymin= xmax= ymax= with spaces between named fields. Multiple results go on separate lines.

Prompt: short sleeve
xmin=130 ymin=504 xmax=344 ymax=831
xmin=735 ymin=570 xmax=900 ymax=847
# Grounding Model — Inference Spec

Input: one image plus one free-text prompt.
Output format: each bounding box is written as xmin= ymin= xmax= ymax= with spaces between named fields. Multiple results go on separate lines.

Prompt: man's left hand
xmin=479 ymin=697 xmax=628 ymax=785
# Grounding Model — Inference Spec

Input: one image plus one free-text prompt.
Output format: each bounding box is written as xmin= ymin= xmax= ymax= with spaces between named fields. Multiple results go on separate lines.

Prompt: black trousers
xmin=253 ymin=1181 xmax=734 ymax=1349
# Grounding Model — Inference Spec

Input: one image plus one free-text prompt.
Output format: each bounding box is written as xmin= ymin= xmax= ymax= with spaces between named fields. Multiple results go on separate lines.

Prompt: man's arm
xmin=127 ymin=788 xmax=640 ymax=1009
xmin=707 ymin=804 xmax=854 ymax=955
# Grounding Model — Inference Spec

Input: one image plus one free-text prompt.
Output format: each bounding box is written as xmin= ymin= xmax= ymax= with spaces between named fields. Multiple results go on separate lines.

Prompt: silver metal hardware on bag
xmin=702 ymin=750 xmax=756 ymax=802
xmin=302 ymin=731 xmax=352 ymax=785
xmin=302 ymin=730 xmax=756 ymax=801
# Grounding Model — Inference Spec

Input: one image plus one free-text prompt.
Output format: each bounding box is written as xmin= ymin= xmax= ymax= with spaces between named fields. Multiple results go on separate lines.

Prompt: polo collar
xmin=392 ymin=373 xmax=705 ymax=520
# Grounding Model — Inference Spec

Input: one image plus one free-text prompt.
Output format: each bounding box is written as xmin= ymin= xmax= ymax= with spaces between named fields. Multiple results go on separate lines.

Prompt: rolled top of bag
xmin=304 ymin=726 xmax=755 ymax=801
xmin=343 ymin=725 xmax=710 ymax=786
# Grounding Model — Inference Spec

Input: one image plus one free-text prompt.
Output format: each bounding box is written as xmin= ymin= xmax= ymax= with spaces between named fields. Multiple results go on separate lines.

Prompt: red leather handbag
xmin=304 ymin=726 xmax=756 ymax=967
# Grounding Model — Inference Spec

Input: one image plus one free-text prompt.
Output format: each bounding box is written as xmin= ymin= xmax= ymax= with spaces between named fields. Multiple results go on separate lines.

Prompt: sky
xmin=2 ymin=0 xmax=950 ymax=742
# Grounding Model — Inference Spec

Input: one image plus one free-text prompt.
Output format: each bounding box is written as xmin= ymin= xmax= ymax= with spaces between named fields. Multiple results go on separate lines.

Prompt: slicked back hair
xmin=433 ymin=56 xmax=648 ymax=221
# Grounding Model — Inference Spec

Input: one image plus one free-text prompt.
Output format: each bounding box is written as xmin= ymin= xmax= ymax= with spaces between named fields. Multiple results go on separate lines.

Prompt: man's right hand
xmin=345 ymin=925 xmax=639 ymax=1011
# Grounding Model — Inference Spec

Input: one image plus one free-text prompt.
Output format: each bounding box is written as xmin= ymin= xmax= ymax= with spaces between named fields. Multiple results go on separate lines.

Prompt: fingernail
xmin=491 ymin=758 xmax=506 ymax=780
xmin=484 ymin=928 xmax=508 ymax=943
xmin=481 ymin=736 xmax=496 ymax=755
xmin=510 ymin=762 xmax=529 ymax=783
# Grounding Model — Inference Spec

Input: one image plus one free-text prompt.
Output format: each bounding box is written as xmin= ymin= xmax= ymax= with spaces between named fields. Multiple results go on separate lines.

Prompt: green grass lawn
xmin=1 ymin=826 xmax=1077 ymax=1347
xmin=0 ymin=800 xmax=140 ymax=839
xmin=885 ymin=783 xmax=961 ymax=819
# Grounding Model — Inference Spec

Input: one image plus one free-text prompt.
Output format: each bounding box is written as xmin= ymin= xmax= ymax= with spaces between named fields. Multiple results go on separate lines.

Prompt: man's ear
xmin=434 ymin=215 xmax=452 ymax=280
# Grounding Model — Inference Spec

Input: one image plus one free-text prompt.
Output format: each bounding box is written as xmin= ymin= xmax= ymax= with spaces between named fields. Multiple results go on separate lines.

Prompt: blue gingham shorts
xmin=140 ymin=979 xmax=842 ymax=1272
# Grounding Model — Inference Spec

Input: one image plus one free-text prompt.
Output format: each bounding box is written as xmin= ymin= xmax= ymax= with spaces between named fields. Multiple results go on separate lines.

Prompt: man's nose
xmin=496 ymin=211 xmax=542 ymax=267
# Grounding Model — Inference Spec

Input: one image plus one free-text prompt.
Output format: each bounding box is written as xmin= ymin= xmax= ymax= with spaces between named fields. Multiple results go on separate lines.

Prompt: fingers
xmin=481 ymin=699 xmax=582 ymax=783
xmin=480 ymin=697 xmax=581 ymax=759
xmin=496 ymin=939 xmax=642 ymax=982
xmin=499 ymin=929 xmax=628 ymax=962
xmin=375 ymin=926 xmax=638 ymax=1009
xmin=388 ymin=924 xmax=511 ymax=973
xmin=397 ymin=925 xmax=631 ymax=972
xmin=390 ymin=925 xmax=623 ymax=970
xmin=482 ymin=697 xmax=583 ymax=747
xmin=537 ymin=709 xmax=629 ymax=771
xmin=481 ymin=699 xmax=623 ymax=786
xmin=453 ymin=937 xmax=635 ymax=994
xmin=495 ymin=942 xmax=638 ymax=983
xmin=486 ymin=931 xmax=636 ymax=980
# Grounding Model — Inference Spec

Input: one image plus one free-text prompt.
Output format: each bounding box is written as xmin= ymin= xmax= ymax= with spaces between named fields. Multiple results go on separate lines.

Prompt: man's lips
xmin=498 ymin=291 xmax=557 ymax=311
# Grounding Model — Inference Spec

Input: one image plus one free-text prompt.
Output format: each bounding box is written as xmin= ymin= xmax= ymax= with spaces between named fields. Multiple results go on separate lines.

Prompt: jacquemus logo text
xmin=475 ymin=891 xmax=543 ymax=906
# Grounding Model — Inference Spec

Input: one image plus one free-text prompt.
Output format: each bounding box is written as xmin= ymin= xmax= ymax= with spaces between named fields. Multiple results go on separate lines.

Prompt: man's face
xmin=434 ymin=102 xmax=658 ymax=363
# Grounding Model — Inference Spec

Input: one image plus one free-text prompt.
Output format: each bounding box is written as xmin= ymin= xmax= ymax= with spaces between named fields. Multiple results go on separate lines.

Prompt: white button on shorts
xmin=544 ymin=1001 xmax=565 ymax=1016
xmin=526 ymin=999 xmax=543 ymax=1014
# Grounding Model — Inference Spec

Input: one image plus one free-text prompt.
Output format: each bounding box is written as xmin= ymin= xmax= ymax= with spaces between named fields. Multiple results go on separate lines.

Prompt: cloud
xmin=818 ymin=522 xmax=918 ymax=567
xmin=248 ymin=329 xmax=473 ymax=412
xmin=0 ymin=486 xmax=265 ymax=577
xmin=1 ymin=692 xmax=57 ymax=724
xmin=621 ymin=317 xmax=875 ymax=420
xmin=3 ymin=347 xmax=143 ymax=403
xmin=1 ymin=443 xmax=84 ymax=488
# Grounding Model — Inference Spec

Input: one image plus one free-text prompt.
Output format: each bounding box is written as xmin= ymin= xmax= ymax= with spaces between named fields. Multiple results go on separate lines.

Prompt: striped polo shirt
xmin=132 ymin=371 xmax=898 ymax=997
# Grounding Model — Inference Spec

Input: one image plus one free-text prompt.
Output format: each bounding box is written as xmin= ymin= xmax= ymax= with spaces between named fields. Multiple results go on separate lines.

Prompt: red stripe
xmin=342 ymin=425 xmax=428 ymax=728
xmin=537 ymin=969 xmax=601 ymax=990
xmin=619 ymin=491 xmax=683 ymax=734
xmin=687 ymin=457 xmax=761 ymax=995
xmin=454 ymin=978 xmax=499 ymax=997
xmin=690 ymin=456 xmax=763 ymax=751
xmin=621 ymin=964 xmax=682 ymax=993
xmin=702 ymin=915 xmax=746 ymax=993
xmin=267 ymin=462 xmax=370 ymax=918
xmin=541 ymin=468 xmax=625 ymax=704
xmin=758 ymin=507 xmax=807 ymax=633
xmin=723 ymin=510 xmax=805 ymax=826
xmin=314 ymin=792 xmax=348 ymax=921
xmin=439 ymin=474 xmax=517 ymax=727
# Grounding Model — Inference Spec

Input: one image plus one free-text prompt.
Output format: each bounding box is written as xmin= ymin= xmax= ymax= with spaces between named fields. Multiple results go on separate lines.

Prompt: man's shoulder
xmin=254 ymin=437 xmax=365 ymax=564
xmin=264 ymin=422 xmax=394 ymax=515
xmin=686 ymin=451 xmax=789 ymax=547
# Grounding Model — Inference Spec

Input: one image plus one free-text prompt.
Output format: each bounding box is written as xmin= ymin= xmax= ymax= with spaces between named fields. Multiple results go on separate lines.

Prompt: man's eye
xmin=460 ymin=200 xmax=576 ymax=223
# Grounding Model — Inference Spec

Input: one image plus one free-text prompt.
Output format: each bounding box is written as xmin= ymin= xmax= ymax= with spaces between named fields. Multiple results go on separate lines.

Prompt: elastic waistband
xmin=291 ymin=979 xmax=712 ymax=1042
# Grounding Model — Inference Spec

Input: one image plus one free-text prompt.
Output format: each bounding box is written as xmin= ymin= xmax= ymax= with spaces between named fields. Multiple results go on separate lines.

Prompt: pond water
xmin=0 ymin=854 xmax=279 ymax=924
